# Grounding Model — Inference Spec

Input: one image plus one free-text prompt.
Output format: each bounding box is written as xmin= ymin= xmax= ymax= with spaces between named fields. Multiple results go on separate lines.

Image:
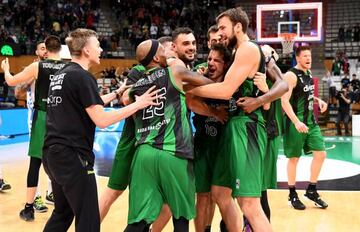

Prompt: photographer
xmin=336 ymin=87 xmax=352 ymax=136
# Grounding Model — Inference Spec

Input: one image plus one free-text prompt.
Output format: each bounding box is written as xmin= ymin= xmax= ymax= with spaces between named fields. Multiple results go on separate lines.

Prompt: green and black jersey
xmin=263 ymin=80 xmax=283 ymax=138
xmin=286 ymin=67 xmax=316 ymax=129
xmin=192 ymin=98 xmax=228 ymax=143
xmin=127 ymin=64 xmax=145 ymax=85
xmin=228 ymin=41 xmax=266 ymax=125
xmin=36 ymin=59 xmax=66 ymax=111
xmin=130 ymin=67 xmax=193 ymax=159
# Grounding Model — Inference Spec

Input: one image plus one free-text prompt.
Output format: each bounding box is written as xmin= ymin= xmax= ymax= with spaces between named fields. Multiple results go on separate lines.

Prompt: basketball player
xmin=42 ymin=29 xmax=158 ymax=232
xmin=188 ymin=8 xmax=287 ymax=231
xmin=188 ymin=43 xmax=231 ymax=232
xmin=281 ymin=45 xmax=328 ymax=210
xmin=14 ymin=41 xmax=55 ymax=207
xmin=1 ymin=35 xmax=65 ymax=221
xmin=123 ymin=39 xmax=213 ymax=232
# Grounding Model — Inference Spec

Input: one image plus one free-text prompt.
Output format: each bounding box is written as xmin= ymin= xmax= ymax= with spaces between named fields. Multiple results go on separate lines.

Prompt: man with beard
xmin=171 ymin=27 xmax=197 ymax=69
xmin=281 ymin=46 xmax=328 ymax=211
xmin=123 ymin=39 xmax=213 ymax=232
xmin=2 ymin=36 xmax=65 ymax=221
xmin=188 ymin=8 xmax=287 ymax=232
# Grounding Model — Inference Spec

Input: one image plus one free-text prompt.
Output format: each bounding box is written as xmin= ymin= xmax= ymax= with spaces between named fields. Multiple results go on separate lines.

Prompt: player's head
xmin=44 ymin=35 xmax=61 ymax=53
xmin=216 ymin=7 xmax=249 ymax=49
xmin=171 ymin=27 xmax=196 ymax=63
xmin=35 ymin=41 xmax=47 ymax=60
xmin=295 ymin=45 xmax=312 ymax=70
xmin=158 ymin=36 xmax=175 ymax=58
xmin=207 ymin=43 xmax=232 ymax=82
xmin=65 ymin=28 xmax=102 ymax=65
xmin=136 ymin=39 xmax=167 ymax=68
xmin=352 ymin=73 xmax=357 ymax=80
xmin=207 ymin=25 xmax=221 ymax=49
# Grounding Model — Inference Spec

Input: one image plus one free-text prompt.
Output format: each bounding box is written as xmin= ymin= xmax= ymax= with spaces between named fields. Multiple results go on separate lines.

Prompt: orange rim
xmin=279 ymin=33 xmax=297 ymax=41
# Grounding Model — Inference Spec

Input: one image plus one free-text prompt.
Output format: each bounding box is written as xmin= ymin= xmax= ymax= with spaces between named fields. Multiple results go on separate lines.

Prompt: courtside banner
xmin=0 ymin=108 xmax=28 ymax=136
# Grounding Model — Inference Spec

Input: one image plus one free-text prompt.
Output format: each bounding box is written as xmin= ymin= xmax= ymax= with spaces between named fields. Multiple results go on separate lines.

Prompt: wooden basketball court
xmin=1 ymin=141 xmax=360 ymax=232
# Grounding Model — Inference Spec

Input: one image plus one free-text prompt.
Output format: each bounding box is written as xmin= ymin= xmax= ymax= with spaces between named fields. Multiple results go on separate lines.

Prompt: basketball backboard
xmin=256 ymin=2 xmax=323 ymax=43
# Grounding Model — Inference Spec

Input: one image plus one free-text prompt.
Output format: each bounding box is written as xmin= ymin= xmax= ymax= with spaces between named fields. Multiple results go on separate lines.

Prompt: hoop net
xmin=279 ymin=33 xmax=296 ymax=54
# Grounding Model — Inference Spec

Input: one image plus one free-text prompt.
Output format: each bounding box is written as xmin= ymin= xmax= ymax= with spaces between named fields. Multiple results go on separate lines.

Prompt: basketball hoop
xmin=279 ymin=33 xmax=296 ymax=54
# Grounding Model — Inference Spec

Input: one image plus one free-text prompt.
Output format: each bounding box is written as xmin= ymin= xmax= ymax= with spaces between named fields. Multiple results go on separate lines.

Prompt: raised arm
xmin=1 ymin=58 xmax=38 ymax=86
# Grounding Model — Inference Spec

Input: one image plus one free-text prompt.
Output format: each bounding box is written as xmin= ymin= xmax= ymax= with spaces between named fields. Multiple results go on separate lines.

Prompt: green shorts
xmin=283 ymin=123 xmax=325 ymax=158
xmin=212 ymin=116 xmax=267 ymax=198
xmin=28 ymin=109 xmax=46 ymax=159
xmin=194 ymin=137 xmax=218 ymax=193
xmin=108 ymin=118 xmax=136 ymax=191
xmin=128 ymin=144 xmax=195 ymax=224
xmin=262 ymin=136 xmax=280 ymax=190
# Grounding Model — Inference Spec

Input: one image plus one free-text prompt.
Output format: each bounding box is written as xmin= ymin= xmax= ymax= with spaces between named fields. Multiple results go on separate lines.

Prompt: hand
xmin=116 ymin=78 xmax=132 ymax=96
xmin=253 ymin=72 xmax=269 ymax=93
xmin=134 ymin=86 xmax=160 ymax=109
xmin=294 ymin=121 xmax=309 ymax=133
xmin=236 ymin=97 xmax=262 ymax=113
xmin=318 ymin=99 xmax=328 ymax=113
xmin=1 ymin=58 xmax=9 ymax=72
xmin=196 ymin=66 xmax=208 ymax=75
xmin=211 ymin=105 xmax=228 ymax=124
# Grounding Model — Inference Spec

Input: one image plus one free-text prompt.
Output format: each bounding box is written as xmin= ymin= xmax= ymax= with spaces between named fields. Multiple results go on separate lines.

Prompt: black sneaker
xmin=19 ymin=207 xmax=34 ymax=221
xmin=304 ymin=190 xmax=328 ymax=209
xmin=288 ymin=193 xmax=306 ymax=210
xmin=0 ymin=179 xmax=11 ymax=191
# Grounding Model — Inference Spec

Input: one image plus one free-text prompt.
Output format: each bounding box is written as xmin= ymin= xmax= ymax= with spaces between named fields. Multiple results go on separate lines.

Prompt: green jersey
xmin=228 ymin=41 xmax=266 ymax=125
xmin=263 ymin=80 xmax=283 ymax=138
xmin=286 ymin=67 xmax=316 ymax=129
xmin=36 ymin=59 xmax=66 ymax=111
xmin=130 ymin=67 xmax=193 ymax=159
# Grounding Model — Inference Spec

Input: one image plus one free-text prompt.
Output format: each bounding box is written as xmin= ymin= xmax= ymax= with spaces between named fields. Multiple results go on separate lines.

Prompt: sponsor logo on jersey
xmin=303 ymin=84 xmax=315 ymax=92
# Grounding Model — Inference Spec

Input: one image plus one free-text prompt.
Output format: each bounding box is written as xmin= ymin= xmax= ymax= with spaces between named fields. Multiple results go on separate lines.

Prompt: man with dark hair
xmin=171 ymin=27 xmax=197 ymax=68
xmin=1 ymin=35 xmax=65 ymax=222
xmin=336 ymin=86 xmax=352 ymax=136
xmin=281 ymin=45 xmax=328 ymax=210
xmin=123 ymin=39 xmax=213 ymax=232
xmin=187 ymin=43 xmax=231 ymax=232
xmin=42 ymin=29 xmax=158 ymax=232
xmin=188 ymin=7 xmax=287 ymax=232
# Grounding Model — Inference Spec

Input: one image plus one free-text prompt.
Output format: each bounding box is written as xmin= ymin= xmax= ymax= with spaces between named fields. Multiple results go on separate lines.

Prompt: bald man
xmin=123 ymin=39 xmax=213 ymax=232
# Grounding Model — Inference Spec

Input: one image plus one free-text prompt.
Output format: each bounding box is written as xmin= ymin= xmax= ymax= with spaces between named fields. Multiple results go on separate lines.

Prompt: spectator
xmin=323 ymin=71 xmax=337 ymax=106
xmin=341 ymin=74 xmax=351 ymax=88
xmin=336 ymin=87 xmax=352 ymax=136
xmin=351 ymin=74 xmax=360 ymax=102
xmin=150 ymin=22 xmax=158 ymax=39
xmin=354 ymin=23 xmax=360 ymax=42
xmin=332 ymin=57 xmax=343 ymax=76
xmin=346 ymin=25 xmax=353 ymax=41
xmin=338 ymin=24 xmax=345 ymax=41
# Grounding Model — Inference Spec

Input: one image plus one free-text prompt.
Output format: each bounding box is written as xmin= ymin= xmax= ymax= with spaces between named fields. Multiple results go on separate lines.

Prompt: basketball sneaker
xmin=304 ymin=190 xmax=328 ymax=209
xmin=288 ymin=193 xmax=306 ymax=210
xmin=19 ymin=206 xmax=34 ymax=221
xmin=0 ymin=179 xmax=11 ymax=191
xmin=33 ymin=196 xmax=48 ymax=212
xmin=45 ymin=191 xmax=54 ymax=205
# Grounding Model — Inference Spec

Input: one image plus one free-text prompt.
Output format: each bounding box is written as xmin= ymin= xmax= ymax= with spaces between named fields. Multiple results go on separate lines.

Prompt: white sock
xmin=47 ymin=177 xmax=52 ymax=194
xmin=36 ymin=180 xmax=41 ymax=197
